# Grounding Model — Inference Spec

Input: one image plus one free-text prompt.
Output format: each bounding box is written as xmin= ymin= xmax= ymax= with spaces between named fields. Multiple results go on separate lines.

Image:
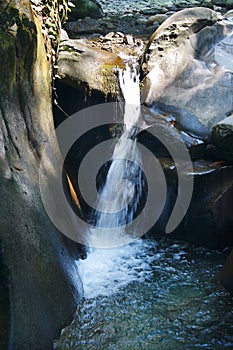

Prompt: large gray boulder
xmin=141 ymin=8 xmax=233 ymax=141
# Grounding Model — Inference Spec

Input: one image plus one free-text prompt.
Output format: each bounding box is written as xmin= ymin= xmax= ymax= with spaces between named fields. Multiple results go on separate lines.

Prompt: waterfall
xmin=76 ymin=60 xmax=151 ymax=299
xmin=87 ymin=60 xmax=144 ymax=248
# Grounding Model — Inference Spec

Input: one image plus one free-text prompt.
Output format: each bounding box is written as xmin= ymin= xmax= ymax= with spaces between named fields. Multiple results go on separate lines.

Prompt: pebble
xmin=125 ymin=34 xmax=134 ymax=45
xmin=147 ymin=14 xmax=169 ymax=26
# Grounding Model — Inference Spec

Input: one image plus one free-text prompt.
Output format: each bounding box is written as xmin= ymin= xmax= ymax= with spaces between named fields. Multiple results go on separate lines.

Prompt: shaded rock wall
xmin=0 ymin=2 xmax=83 ymax=349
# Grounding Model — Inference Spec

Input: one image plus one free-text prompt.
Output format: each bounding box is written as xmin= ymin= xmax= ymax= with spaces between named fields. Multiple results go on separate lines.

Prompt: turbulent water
xmin=87 ymin=61 xmax=143 ymax=248
xmin=55 ymin=238 xmax=233 ymax=350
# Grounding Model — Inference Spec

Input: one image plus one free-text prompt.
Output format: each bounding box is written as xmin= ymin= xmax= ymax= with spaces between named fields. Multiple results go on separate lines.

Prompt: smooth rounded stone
xmin=152 ymin=158 xmax=233 ymax=249
xmin=212 ymin=115 xmax=233 ymax=155
xmin=68 ymin=0 xmax=104 ymax=20
xmin=65 ymin=18 xmax=102 ymax=35
xmin=147 ymin=14 xmax=169 ymax=26
xmin=158 ymin=7 xmax=169 ymax=13
xmin=140 ymin=8 xmax=162 ymax=15
xmin=141 ymin=8 xmax=233 ymax=140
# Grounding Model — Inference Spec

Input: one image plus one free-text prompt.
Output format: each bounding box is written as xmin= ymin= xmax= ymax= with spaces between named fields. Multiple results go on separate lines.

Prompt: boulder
xmin=141 ymin=8 xmax=233 ymax=140
xmin=147 ymin=14 xmax=169 ymax=26
xmin=149 ymin=158 xmax=233 ymax=249
xmin=68 ymin=0 xmax=104 ymax=20
xmin=57 ymin=38 xmax=124 ymax=96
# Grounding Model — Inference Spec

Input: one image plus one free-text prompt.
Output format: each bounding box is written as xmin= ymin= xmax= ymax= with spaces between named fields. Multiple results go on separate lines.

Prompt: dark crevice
xmin=0 ymin=106 xmax=21 ymax=158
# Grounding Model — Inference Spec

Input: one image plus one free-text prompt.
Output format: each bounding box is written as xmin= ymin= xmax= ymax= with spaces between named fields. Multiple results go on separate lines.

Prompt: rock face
xmin=149 ymin=158 xmax=233 ymax=250
xmin=141 ymin=8 xmax=233 ymax=142
xmin=58 ymin=38 xmax=124 ymax=96
xmin=0 ymin=3 xmax=83 ymax=349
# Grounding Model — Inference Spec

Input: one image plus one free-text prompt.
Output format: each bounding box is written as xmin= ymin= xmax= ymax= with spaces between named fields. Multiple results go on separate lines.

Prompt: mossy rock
xmin=69 ymin=0 xmax=104 ymax=20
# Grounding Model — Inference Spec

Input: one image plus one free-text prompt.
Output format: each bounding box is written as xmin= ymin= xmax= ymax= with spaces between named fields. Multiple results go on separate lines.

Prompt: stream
xmin=55 ymin=60 xmax=233 ymax=349
xmin=55 ymin=238 xmax=233 ymax=350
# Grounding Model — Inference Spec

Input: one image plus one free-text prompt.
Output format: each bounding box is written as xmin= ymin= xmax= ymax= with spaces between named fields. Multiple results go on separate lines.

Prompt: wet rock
xmin=219 ymin=248 xmax=233 ymax=295
xmin=139 ymin=105 xmax=205 ymax=160
xmin=212 ymin=115 xmax=233 ymax=158
xmin=205 ymin=143 xmax=233 ymax=161
xmin=141 ymin=8 xmax=233 ymax=140
xmin=0 ymin=5 xmax=84 ymax=349
xmin=68 ymin=0 xmax=104 ymax=20
xmin=150 ymin=159 xmax=233 ymax=249
xmin=65 ymin=17 xmax=102 ymax=35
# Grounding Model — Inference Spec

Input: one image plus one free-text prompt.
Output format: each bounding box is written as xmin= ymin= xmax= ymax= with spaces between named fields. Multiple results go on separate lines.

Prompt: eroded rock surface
xmin=141 ymin=8 xmax=233 ymax=145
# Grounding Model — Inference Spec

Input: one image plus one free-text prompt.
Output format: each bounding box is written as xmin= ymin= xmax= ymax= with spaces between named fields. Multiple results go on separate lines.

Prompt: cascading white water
xmin=88 ymin=60 xmax=144 ymax=248
xmin=77 ymin=60 xmax=152 ymax=298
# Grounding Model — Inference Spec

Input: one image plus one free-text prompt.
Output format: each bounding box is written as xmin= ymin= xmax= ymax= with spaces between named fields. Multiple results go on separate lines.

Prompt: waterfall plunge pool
xmin=55 ymin=238 xmax=233 ymax=350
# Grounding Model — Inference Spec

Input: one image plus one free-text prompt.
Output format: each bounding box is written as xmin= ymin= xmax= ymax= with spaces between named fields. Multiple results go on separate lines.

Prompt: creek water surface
xmin=55 ymin=238 xmax=233 ymax=350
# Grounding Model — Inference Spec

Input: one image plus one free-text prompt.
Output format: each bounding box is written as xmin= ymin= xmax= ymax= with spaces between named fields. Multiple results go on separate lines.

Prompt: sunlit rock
xmin=141 ymin=8 xmax=233 ymax=141
xmin=58 ymin=38 xmax=123 ymax=96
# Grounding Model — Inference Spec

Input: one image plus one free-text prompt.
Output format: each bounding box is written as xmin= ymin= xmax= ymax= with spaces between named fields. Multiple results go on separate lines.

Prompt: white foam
xmin=76 ymin=239 xmax=156 ymax=299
